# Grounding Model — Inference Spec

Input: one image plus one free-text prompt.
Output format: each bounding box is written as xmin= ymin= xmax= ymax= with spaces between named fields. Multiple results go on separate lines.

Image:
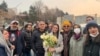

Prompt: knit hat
xmin=86 ymin=21 xmax=99 ymax=30
xmin=62 ymin=20 xmax=71 ymax=27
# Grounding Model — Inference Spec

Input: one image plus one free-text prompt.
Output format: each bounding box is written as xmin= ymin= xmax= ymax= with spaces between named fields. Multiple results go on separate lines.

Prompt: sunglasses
xmin=63 ymin=26 xmax=70 ymax=27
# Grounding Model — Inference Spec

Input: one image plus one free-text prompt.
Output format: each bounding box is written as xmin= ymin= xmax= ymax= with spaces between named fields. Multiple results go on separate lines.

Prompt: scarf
xmin=74 ymin=33 xmax=81 ymax=40
xmin=0 ymin=31 xmax=11 ymax=56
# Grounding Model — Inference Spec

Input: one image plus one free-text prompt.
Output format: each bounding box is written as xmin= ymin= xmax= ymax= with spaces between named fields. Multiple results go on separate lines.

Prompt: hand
xmin=11 ymin=45 xmax=15 ymax=50
xmin=48 ymin=47 xmax=55 ymax=52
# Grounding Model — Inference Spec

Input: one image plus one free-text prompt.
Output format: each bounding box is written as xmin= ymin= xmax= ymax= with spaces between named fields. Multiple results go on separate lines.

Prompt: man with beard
xmin=7 ymin=20 xmax=20 ymax=56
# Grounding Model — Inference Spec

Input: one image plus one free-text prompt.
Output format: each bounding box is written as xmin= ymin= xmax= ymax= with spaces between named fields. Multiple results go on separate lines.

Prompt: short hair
xmin=86 ymin=16 xmax=94 ymax=20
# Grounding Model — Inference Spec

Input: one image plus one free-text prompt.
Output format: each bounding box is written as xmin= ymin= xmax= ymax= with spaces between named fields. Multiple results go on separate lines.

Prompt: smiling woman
xmin=0 ymin=31 xmax=11 ymax=56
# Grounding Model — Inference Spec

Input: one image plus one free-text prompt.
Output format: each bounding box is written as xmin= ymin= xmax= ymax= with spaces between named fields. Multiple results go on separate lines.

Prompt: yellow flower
xmin=50 ymin=35 xmax=58 ymax=43
xmin=44 ymin=35 xmax=49 ymax=39
xmin=43 ymin=41 xmax=48 ymax=46
xmin=41 ymin=33 xmax=45 ymax=39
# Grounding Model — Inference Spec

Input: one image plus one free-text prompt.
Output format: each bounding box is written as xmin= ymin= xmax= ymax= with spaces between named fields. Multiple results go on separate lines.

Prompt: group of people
xmin=0 ymin=16 xmax=100 ymax=56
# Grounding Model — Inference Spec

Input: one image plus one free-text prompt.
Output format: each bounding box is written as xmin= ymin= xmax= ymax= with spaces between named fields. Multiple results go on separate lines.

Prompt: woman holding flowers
xmin=43 ymin=24 xmax=63 ymax=56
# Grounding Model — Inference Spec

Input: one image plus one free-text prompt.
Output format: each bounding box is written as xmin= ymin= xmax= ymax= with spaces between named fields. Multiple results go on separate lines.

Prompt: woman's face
xmin=52 ymin=25 xmax=58 ymax=33
xmin=3 ymin=30 xmax=9 ymax=40
xmin=74 ymin=25 xmax=79 ymax=29
xmin=88 ymin=27 xmax=99 ymax=35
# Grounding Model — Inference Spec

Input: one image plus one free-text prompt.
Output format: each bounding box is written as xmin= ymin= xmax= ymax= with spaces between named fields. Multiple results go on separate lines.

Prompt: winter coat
xmin=32 ymin=29 xmax=46 ymax=54
xmin=83 ymin=35 xmax=100 ymax=56
xmin=16 ymin=30 xmax=33 ymax=55
xmin=7 ymin=27 xmax=20 ymax=45
xmin=44 ymin=33 xmax=63 ymax=56
xmin=0 ymin=31 xmax=11 ymax=56
xmin=7 ymin=27 xmax=20 ymax=55
xmin=69 ymin=35 xmax=85 ymax=56
xmin=0 ymin=45 xmax=8 ymax=56
xmin=61 ymin=31 xmax=73 ymax=56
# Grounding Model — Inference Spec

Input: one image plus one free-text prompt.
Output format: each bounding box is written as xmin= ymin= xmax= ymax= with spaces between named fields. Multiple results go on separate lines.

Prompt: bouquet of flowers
xmin=41 ymin=32 xmax=57 ymax=56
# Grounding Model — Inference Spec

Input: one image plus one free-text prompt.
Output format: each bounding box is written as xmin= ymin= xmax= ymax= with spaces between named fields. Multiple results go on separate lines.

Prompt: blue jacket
xmin=0 ymin=45 xmax=7 ymax=56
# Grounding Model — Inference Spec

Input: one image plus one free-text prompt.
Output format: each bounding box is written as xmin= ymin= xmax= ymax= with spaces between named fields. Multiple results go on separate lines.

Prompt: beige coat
xmin=44 ymin=33 xmax=63 ymax=56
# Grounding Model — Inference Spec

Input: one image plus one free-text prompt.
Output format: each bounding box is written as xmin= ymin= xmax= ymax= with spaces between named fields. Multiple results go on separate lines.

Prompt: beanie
xmin=62 ymin=20 xmax=71 ymax=27
xmin=86 ymin=21 xmax=99 ymax=30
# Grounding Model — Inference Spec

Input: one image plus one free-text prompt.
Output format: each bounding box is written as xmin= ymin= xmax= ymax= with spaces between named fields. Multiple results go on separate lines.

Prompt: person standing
xmin=83 ymin=16 xmax=95 ymax=34
xmin=44 ymin=24 xmax=63 ymax=56
xmin=0 ymin=31 xmax=11 ymax=56
xmin=7 ymin=20 xmax=20 ymax=56
xmin=69 ymin=24 xmax=85 ymax=56
xmin=83 ymin=22 xmax=100 ymax=56
xmin=61 ymin=20 xmax=73 ymax=56
xmin=32 ymin=21 xmax=46 ymax=56
xmin=17 ymin=24 xmax=33 ymax=56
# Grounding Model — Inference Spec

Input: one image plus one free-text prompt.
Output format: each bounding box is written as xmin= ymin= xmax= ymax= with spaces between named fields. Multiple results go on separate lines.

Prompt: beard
xmin=11 ymin=27 xmax=18 ymax=30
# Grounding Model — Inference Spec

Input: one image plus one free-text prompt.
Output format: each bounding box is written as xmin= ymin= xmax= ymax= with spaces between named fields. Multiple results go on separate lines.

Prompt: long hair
xmin=84 ymin=26 xmax=100 ymax=46
xmin=52 ymin=24 xmax=60 ymax=38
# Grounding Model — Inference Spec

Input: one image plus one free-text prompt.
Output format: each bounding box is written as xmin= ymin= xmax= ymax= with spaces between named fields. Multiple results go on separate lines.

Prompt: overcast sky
xmin=0 ymin=0 xmax=100 ymax=16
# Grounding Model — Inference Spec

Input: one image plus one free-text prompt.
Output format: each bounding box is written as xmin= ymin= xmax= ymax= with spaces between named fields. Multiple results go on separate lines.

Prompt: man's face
xmin=63 ymin=25 xmax=71 ymax=32
xmin=38 ymin=21 xmax=46 ymax=30
xmin=11 ymin=22 xmax=18 ymax=29
xmin=86 ymin=18 xmax=93 ymax=23
xmin=49 ymin=23 xmax=53 ymax=29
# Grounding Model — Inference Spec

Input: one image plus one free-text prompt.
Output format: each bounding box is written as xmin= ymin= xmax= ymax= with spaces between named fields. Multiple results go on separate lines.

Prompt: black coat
xmin=7 ymin=27 xmax=20 ymax=55
xmin=83 ymin=36 xmax=100 ymax=56
xmin=32 ymin=29 xmax=46 ymax=54
xmin=0 ymin=45 xmax=7 ymax=56
xmin=61 ymin=30 xmax=73 ymax=56
xmin=17 ymin=30 xmax=33 ymax=55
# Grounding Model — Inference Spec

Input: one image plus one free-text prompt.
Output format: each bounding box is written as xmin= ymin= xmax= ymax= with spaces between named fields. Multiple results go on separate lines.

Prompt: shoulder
xmin=58 ymin=33 xmax=63 ymax=40
xmin=70 ymin=35 xmax=74 ymax=40
xmin=59 ymin=33 xmax=63 ymax=38
xmin=33 ymin=30 xmax=38 ymax=34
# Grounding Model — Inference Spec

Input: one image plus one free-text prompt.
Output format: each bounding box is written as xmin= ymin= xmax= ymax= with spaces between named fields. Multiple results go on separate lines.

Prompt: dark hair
xmin=52 ymin=24 xmax=59 ymax=38
xmin=73 ymin=24 xmax=82 ymax=34
xmin=73 ymin=24 xmax=81 ymax=29
xmin=24 ymin=24 xmax=32 ymax=29
xmin=86 ymin=16 xmax=94 ymax=20
xmin=1 ymin=29 xmax=8 ymax=34
xmin=27 ymin=21 xmax=33 ymax=25
xmin=84 ymin=26 xmax=100 ymax=46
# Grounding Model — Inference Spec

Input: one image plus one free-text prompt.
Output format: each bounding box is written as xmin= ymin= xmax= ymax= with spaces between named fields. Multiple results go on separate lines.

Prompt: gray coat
xmin=44 ymin=33 xmax=63 ymax=56
xmin=69 ymin=35 xmax=85 ymax=56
